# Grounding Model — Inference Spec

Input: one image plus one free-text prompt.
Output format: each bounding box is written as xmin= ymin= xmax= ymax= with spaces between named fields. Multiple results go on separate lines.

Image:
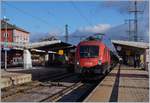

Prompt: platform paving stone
xmin=84 ymin=64 xmax=149 ymax=102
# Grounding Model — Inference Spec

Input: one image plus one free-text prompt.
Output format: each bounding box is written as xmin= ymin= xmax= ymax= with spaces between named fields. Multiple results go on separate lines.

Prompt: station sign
xmin=58 ymin=50 xmax=64 ymax=55
xmin=4 ymin=42 xmax=8 ymax=46
xmin=3 ymin=47 xmax=11 ymax=51
xmin=3 ymin=42 xmax=15 ymax=47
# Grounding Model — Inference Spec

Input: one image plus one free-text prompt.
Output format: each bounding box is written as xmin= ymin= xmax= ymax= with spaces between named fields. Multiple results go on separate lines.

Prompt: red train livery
xmin=75 ymin=40 xmax=111 ymax=78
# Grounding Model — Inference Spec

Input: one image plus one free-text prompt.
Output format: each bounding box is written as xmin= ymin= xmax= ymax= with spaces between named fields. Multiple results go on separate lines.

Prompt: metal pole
xmin=4 ymin=17 xmax=8 ymax=71
xmin=5 ymin=50 xmax=7 ymax=70
xmin=128 ymin=20 xmax=131 ymax=40
xmin=134 ymin=1 xmax=138 ymax=41
xmin=65 ymin=24 xmax=68 ymax=43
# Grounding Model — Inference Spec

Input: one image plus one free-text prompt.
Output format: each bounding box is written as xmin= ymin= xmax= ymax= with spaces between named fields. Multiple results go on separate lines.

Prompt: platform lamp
xmin=3 ymin=16 xmax=9 ymax=71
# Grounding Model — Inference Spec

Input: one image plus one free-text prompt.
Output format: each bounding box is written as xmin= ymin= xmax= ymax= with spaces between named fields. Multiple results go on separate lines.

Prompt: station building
xmin=1 ymin=20 xmax=29 ymax=47
xmin=112 ymin=40 xmax=149 ymax=71
xmin=1 ymin=20 xmax=30 ymax=67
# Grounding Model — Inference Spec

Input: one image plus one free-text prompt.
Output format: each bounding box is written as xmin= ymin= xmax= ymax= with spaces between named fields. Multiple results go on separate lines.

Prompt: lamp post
xmin=3 ymin=16 xmax=9 ymax=71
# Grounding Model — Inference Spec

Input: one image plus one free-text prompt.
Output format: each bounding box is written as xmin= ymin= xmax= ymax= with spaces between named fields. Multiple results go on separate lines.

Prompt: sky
xmin=1 ymin=0 xmax=149 ymax=45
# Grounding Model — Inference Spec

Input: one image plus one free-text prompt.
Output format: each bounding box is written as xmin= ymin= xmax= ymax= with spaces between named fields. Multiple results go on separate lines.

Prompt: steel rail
xmin=1 ymin=73 xmax=75 ymax=99
xmin=39 ymin=82 xmax=83 ymax=102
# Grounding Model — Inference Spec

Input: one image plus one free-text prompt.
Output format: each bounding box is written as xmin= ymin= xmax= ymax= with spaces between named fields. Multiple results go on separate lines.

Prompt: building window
xmin=16 ymin=36 xmax=18 ymax=43
xmin=4 ymin=32 xmax=8 ymax=38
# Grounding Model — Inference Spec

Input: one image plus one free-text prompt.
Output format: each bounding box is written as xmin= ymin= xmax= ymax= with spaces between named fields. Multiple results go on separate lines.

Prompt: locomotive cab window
xmin=79 ymin=45 xmax=99 ymax=58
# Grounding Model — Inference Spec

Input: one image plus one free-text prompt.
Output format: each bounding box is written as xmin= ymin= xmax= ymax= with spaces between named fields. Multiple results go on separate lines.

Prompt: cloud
xmin=68 ymin=1 xmax=149 ymax=45
xmin=71 ymin=24 xmax=111 ymax=37
xmin=30 ymin=22 xmax=148 ymax=45
xmin=78 ymin=24 xmax=111 ymax=33
xmin=30 ymin=1 xmax=149 ymax=45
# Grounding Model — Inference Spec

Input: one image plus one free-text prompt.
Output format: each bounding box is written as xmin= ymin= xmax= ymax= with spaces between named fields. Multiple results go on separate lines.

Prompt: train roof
xmin=79 ymin=33 xmax=116 ymax=48
xmin=79 ymin=40 xmax=102 ymax=46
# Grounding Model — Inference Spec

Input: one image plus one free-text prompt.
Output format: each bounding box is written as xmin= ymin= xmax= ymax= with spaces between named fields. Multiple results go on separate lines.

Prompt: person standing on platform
xmin=119 ymin=57 xmax=123 ymax=69
xmin=134 ymin=55 xmax=137 ymax=68
xmin=140 ymin=55 xmax=144 ymax=69
xmin=137 ymin=56 xmax=140 ymax=68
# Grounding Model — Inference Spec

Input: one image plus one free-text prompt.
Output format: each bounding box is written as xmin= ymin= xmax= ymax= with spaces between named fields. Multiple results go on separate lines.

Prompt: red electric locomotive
xmin=75 ymin=35 xmax=111 ymax=79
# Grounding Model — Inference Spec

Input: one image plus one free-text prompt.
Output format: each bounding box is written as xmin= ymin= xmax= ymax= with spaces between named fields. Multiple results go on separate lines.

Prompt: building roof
xmin=28 ymin=40 xmax=76 ymax=51
xmin=111 ymin=40 xmax=149 ymax=49
xmin=29 ymin=40 xmax=62 ymax=48
xmin=1 ymin=20 xmax=29 ymax=33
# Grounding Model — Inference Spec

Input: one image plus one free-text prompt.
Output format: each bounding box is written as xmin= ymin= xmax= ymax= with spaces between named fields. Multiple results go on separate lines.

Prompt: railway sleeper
xmin=39 ymin=82 xmax=83 ymax=102
xmin=1 ymin=81 xmax=41 ymax=99
xmin=40 ymin=82 xmax=70 ymax=87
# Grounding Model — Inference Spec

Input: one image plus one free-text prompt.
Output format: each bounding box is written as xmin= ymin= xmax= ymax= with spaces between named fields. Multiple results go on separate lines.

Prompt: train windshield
xmin=80 ymin=46 xmax=99 ymax=58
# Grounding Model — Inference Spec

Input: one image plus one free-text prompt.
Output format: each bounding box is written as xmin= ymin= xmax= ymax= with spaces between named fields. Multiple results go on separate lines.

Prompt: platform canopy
xmin=111 ymin=40 xmax=149 ymax=49
xmin=1 ymin=40 xmax=76 ymax=52
xmin=28 ymin=40 xmax=76 ymax=51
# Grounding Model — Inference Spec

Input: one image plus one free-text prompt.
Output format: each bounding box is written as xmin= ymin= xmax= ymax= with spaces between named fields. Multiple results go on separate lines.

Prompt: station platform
xmin=1 ymin=66 xmax=66 ymax=89
xmin=84 ymin=64 xmax=149 ymax=102
xmin=1 ymin=71 xmax=32 ymax=89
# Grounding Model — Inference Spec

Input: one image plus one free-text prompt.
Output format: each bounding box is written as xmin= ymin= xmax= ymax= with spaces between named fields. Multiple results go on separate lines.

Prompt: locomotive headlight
xmin=98 ymin=60 xmax=102 ymax=65
xmin=77 ymin=61 xmax=79 ymax=65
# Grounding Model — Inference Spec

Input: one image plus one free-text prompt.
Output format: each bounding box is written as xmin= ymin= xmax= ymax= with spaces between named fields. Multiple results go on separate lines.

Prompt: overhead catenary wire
xmin=47 ymin=7 xmax=86 ymax=39
xmin=3 ymin=2 xmax=63 ymax=32
xmin=46 ymin=10 xmax=66 ymax=37
xmin=70 ymin=1 xmax=93 ymax=27
xmin=138 ymin=1 xmax=147 ymax=40
xmin=3 ymin=2 xmax=99 ymax=42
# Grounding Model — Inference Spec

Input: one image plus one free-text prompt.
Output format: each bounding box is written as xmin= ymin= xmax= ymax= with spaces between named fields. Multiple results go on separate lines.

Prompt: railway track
xmin=1 ymin=72 xmax=81 ymax=102
xmin=2 ymin=66 xmax=114 ymax=102
xmin=40 ymin=82 xmax=83 ymax=102
xmin=57 ymin=68 xmax=114 ymax=102
xmin=1 ymin=72 xmax=75 ymax=100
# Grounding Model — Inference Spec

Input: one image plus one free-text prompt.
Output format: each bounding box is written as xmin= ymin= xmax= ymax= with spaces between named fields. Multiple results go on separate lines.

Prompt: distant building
xmin=1 ymin=20 xmax=29 ymax=48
